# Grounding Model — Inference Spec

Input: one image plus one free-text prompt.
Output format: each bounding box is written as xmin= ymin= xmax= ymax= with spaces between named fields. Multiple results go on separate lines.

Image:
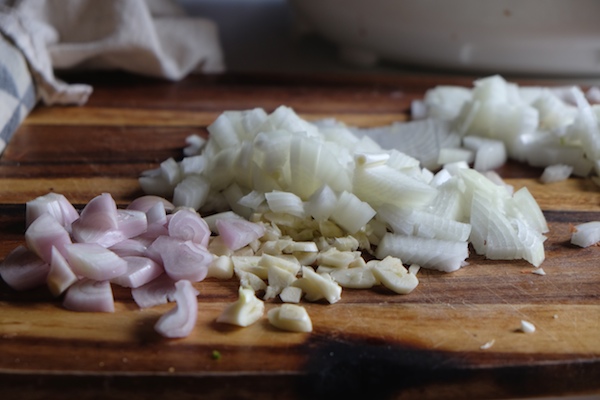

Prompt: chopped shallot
xmin=148 ymin=236 xmax=212 ymax=282
xmin=168 ymin=209 xmax=211 ymax=247
xmin=154 ymin=280 xmax=199 ymax=338
xmin=63 ymin=279 xmax=115 ymax=313
xmin=216 ymin=218 xmax=265 ymax=251
xmin=47 ymin=246 xmax=78 ymax=296
xmin=111 ymin=256 xmax=164 ymax=288
xmin=64 ymin=243 xmax=128 ymax=281
xmin=25 ymin=192 xmax=79 ymax=229
xmin=25 ymin=212 xmax=72 ymax=264
xmin=131 ymin=274 xmax=179 ymax=309
xmin=0 ymin=245 xmax=50 ymax=291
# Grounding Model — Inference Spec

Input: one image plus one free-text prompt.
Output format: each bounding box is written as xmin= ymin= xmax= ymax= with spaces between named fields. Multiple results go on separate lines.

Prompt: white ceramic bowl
xmin=289 ymin=0 xmax=600 ymax=75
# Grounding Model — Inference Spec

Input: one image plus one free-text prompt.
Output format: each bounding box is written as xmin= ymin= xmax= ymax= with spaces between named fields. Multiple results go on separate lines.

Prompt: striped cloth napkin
xmin=0 ymin=0 xmax=224 ymax=155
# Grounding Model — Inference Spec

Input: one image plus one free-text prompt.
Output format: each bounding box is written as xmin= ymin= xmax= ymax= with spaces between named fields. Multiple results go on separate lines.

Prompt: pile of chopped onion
xmin=139 ymin=99 xmax=549 ymax=271
xmin=10 ymin=74 xmax=593 ymax=339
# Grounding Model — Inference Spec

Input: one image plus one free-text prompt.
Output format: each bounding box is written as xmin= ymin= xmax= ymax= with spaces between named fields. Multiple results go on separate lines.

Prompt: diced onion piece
xmin=216 ymin=218 xmax=265 ymax=251
xmin=304 ymin=184 xmax=337 ymax=222
xmin=159 ymin=157 xmax=183 ymax=187
xmin=168 ymin=209 xmax=211 ymax=247
xmin=64 ymin=243 xmax=127 ymax=281
xmin=265 ymin=191 xmax=305 ymax=218
xmin=109 ymin=238 xmax=148 ymax=258
xmin=47 ymin=246 xmax=78 ymax=296
xmin=111 ymin=256 xmax=163 ymax=288
xmin=0 ymin=245 xmax=50 ymax=291
xmin=509 ymin=187 xmax=549 ymax=234
xmin=25 ymin=212 xmax=72 ymax=263
xmin=131 ymin=274 xmax=178 ymax=309
xmin=63 ymin=279 xmax=115 ymax=313
xmin=145 ymin=201 xmax=167 ymax=226
xmin=376 ymin=233 xmax=468 ymax=273
xmin=267 ymin=304 xmax=312 ymax=333
xmin=437 ymin=148 xmax=474 ymax=165
xmin=217 ymin=286 xmax=265 ymax=327
xmin=183 ymin=134 xmax=206 ymax=156
xmin=570 ymin=221 xmax=600 ymax=247
xmin=353 ymin=164 xmax=437 ymax=209
xmin=25 ymin=192 xmax=79 ymax=229
xmin=154 ymin=280 xmax=199 ymax=338
xmin=127 ymin=195 xmax=174 ymax=213
xmin=238 ymin=190 xmax=266 ymax=211
xmin=179 ymin=154 xmax=207 ymax=175
xmin=292 ymin=266 xmax=342 ymax=304
xmin=207 ymin=112 xmax=242 ymax=150
xmin=173 ymin=175 xmax=210 ymax=210
xmin=203 ymin=211 xmax=245 ymax=234
xmin=148 ymin=236 xmax=212 ymax=282
xmin=77 ymin=193 xmax=119 ymax=231
xmin=116 ymin=210 xmax=148 ymax=239
xmin=330 ymin=191 xmax=376 ymax=234
xmin=540 ymin=164 xmax=573 ymax=183
xmin=462 ymin=136 xmax=507 ymax=172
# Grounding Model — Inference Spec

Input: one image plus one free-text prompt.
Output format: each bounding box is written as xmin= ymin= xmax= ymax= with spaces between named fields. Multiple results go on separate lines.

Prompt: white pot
xmin=289 ymin=0 xmax=600 ymax=75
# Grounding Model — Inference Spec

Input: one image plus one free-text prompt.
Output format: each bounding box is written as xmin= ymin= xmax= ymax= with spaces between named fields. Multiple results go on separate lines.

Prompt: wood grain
xmin=1 ymin=72 xmax=599 ymax=400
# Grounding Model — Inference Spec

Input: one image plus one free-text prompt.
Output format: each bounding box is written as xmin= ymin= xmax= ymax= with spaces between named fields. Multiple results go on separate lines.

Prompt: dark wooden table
xmin=1 ymin=71 xmax=599 ymax=399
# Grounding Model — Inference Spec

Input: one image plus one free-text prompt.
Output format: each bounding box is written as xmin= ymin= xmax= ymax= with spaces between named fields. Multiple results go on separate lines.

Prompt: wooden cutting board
xmin=1 ymin=72 xmax=599 ymax=400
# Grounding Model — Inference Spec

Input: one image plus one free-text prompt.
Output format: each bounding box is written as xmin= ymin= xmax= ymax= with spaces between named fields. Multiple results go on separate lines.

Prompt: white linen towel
xmin=0 ymin=0 xmax=224 ymax=154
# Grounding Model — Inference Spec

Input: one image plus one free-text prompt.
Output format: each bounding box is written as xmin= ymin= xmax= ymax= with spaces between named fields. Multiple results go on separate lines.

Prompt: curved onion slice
xmin=216 ymin=218 xmax=265 ymax=251
xmin=154 ymin=280 xmax=199 ymax=338
xmin=148 ymin=236 xmax=212 ymax=282
xmin=0 ymin=245 xmax=50 ymax=291
xmin=109 ymin=238 xmax=149 ymax=257
xmin=25 ymin=212 xmax=72 ymax=263
xmin=63 ymin=279 xmax=115 ymax=312
xmin=127 ymin=195 xmax=175 ymax=213
xmin=168 ymin=209 xmax=211 ymax=247
xmin=64 ymin=243 xmax=128 ymax=281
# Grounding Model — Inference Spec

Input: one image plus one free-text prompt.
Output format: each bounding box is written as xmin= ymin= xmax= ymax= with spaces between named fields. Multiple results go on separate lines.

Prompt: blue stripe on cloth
xmin=0 ymin=33 xmax=37 ymax=154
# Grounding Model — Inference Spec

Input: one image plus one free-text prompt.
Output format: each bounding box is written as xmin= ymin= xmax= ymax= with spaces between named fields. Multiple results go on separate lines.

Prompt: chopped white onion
xmin=570 ymin=221 xmax=600 ymax=247
xmin=540 ymin=164 xmax=573 ymax=183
